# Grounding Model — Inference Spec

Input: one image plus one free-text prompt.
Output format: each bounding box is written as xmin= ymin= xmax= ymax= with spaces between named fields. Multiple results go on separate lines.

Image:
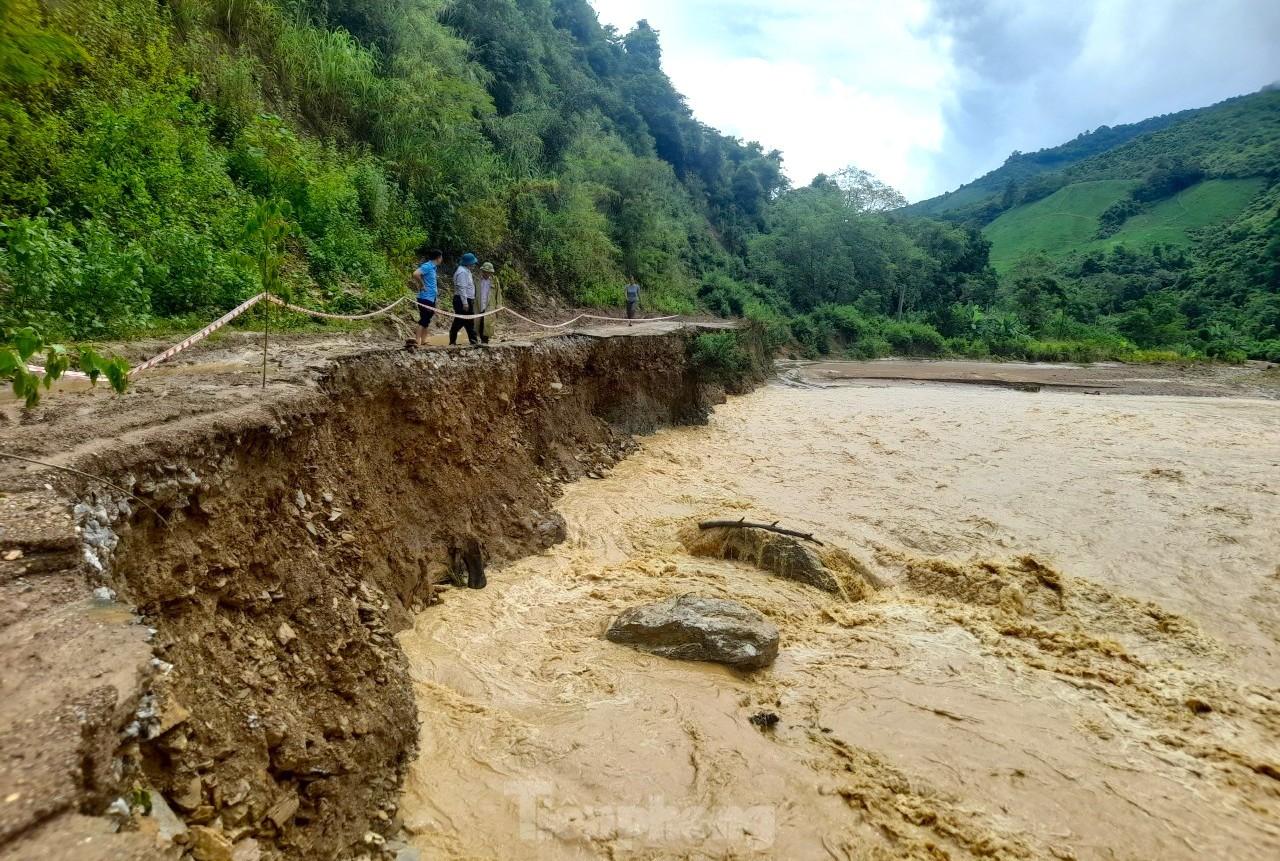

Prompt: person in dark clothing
xmin=449 ymin=252 xmax=479 ymax=346
xmin=625 ymin=279 xmax=640 ymax=324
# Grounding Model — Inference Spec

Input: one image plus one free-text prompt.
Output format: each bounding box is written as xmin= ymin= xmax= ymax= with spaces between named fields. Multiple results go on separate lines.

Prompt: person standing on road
xmin=476 ymin=262 xmax=501 ymax=344
xmin=411 ymin=247 xmax=443 ymax=349
xmin=450 ymin=252 xmax=479 ymax=346
xmin=625 ymin=279 xmax=641 ymax=325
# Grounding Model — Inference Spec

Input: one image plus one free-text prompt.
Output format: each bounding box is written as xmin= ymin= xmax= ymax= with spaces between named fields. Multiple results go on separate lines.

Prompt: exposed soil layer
xmin=0 ymin=324 xmax=762 ymax=861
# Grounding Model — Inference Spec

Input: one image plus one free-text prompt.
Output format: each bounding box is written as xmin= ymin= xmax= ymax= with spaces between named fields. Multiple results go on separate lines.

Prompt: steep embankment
xmin=0 ymin=326 xmax=766 ymax=860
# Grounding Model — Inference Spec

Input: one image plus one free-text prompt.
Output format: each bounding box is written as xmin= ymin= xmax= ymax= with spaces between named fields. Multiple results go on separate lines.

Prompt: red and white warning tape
xmin=25 ymin=363 xmax=90 ymax=381
xmin=130 ymin=292 xmax=268 ymax=376
xmin=26 ymin=292 xmax=683 ymax=381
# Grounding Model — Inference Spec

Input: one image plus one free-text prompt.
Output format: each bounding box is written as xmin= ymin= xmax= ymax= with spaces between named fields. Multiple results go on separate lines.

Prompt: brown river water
xmin=397 ymin=381 xmax=1280 ymax=860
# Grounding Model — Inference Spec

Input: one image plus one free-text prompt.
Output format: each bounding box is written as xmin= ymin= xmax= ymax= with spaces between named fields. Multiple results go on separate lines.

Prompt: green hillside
xmin=1102 ymin=178 xmax=1266 ymax=250
xmin=907 ymin=109 xmax=1198 ymax=219
xmin=986 ymin=177 xmax=1266 ymax=270
xmin=912 ymin=89 xmax=1280 ymax=226
xmin=912 ymin=87 xmax=1280 ymax=360
xmin=2 ymin=1 xmax=1278 ymax=373
xmin=1067 ymin=94 xmax=1280 ymax=182
xmin=987 ymin=180 xmax=1135 ymax=269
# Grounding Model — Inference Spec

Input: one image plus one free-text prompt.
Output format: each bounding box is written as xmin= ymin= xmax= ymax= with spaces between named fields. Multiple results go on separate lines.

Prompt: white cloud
xmin=590 ymin=1 xmax=1280 ymax=202
xmin=927 ymin=0 xmax=1280 ymax=196
xmin=591 ymin=1 xmax=952 ymax=200
xmin=663 ymin=56 xmax=945 ymax=198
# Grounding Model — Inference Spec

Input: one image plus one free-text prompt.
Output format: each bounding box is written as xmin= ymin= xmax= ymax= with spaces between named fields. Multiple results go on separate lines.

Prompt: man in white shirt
xmin=449 ymin=252 xmax=479 ymax=346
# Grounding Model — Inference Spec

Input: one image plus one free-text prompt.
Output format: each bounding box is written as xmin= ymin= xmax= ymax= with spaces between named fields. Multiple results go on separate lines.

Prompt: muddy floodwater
xmin=397 ymin=380 xmax=1280 ymax=860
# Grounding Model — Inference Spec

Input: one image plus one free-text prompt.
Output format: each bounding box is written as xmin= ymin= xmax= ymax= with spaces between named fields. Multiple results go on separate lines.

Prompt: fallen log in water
xmin=697 ymin=518 xmax=824 ymax=546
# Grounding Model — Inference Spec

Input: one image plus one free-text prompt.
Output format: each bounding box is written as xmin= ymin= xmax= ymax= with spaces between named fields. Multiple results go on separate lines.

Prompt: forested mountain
xmin=906 ymin=107 xmax=1203 ymax=221
xmin=1 ymin=0 xmax=823 ymax=336
xmin=1 ymin=1 xmax=1277 ymax=363
xmin=910 ymin=90 xmax=1280 ymax=226
xmin=904 ymin=88 xmax=1280 ymax=360
xmin=0 ymin=0 xmax=782 ymax=329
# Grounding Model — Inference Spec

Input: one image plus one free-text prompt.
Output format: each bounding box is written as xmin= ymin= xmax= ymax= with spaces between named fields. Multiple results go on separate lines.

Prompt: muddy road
xmin=399 ymin=377 xmax=1280 ymax=859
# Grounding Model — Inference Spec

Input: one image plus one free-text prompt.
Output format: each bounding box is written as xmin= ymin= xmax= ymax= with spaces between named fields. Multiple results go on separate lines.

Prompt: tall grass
xmin=211 ymin=0 xmax=253 ymax=40
xmin=276 ymin=23 xmax=382 ymax=136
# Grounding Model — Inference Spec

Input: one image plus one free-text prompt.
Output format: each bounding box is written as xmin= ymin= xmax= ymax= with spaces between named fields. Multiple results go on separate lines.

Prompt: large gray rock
xmin=605 ymin=595 xmax=779 ymax=669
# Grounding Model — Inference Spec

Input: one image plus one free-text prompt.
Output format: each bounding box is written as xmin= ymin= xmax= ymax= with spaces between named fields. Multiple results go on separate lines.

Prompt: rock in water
xmin=749 ymin=710 xmax=780 ymax=730
xmin=605 ymin=595 xmax=779 ymax=669
xmin=448 ymin=539 xmax=487 ymax=589
xmin=679 ymin=524 xmax=883 ymax=600
xmin=682 ymin=526 xmax=840 ymax=593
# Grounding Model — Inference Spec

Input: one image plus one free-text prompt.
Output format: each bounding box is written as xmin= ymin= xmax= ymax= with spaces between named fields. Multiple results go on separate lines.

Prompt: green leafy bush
xmin=743 ymin=303 xmax=790 ymax=351
xmin=880 ymin=320 xmax=946 ymax=356
xmin=0 ymin=216 xmax=149 ymax=338
xmin=0 ymin=324 xmax=129 ymax=406
xmin=1095 ymin=198 xmax=1144 ymax=238
xmin=0 ymin=0 xmax=1271 ymax=365
xmin=690 ymin=331 xmax=753 ymax=383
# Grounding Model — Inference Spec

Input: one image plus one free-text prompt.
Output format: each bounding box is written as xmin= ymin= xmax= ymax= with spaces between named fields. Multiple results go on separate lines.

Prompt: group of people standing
xmin=411 ymin=248 xmax=502 ymax=349
xmin=411 ymin=246 xmax=645 ymax=348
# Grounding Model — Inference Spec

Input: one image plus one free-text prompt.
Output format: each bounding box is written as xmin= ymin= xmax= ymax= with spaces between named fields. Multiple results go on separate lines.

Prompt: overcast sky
xmin=589 ymin=0 xmax=1280 ymax=201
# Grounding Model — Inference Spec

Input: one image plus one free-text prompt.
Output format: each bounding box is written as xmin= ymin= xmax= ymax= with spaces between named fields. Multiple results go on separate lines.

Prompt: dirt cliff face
xmin=0 ymin=328 xmax=765 ymax=860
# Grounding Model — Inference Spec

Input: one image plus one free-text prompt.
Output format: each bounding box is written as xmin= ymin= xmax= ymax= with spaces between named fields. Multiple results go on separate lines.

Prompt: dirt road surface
xmin=0 ymin=317 xmax=723 ymax=465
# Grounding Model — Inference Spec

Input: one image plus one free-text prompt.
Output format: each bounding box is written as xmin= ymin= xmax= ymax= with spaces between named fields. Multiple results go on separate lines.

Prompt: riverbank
xmin=0 ymin=323 xmax=763 ymax=861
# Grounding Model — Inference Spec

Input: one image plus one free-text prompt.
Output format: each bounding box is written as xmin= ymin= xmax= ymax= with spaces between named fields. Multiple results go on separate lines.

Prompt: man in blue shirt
xmin=411 ymin=247 xmax=443 ymax=349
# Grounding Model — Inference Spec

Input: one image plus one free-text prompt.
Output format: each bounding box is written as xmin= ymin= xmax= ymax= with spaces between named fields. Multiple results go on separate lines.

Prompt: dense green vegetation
xmin=909 ymin=89 xmax=1280 ymax=361
xmin=1 ymin=0 xmax=787 ymax=338
xmin=1 ymin=0 xmax=1277 ymax=367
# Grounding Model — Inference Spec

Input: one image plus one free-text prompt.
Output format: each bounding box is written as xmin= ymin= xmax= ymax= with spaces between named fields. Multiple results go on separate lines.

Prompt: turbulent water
xmin=397 ymin=382 xmax=1280 ymax=859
